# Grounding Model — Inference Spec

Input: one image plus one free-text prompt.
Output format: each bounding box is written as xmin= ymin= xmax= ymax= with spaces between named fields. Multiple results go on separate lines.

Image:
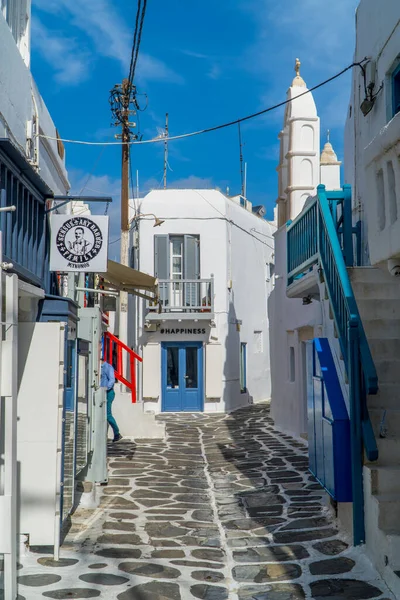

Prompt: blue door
xmin=162 ymin=342 xmax=203 ymax=412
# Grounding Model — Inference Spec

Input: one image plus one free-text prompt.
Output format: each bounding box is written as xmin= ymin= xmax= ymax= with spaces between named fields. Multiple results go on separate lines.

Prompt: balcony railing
xmin=0 ymin=139 xmax=52 ymax=290
xmin=148 ymin=278 xmax=214 ymax=315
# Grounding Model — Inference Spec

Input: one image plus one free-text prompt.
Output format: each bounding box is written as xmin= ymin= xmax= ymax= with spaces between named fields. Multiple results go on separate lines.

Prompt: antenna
xmin=238 ymin=123 xmax=245 ymax=197
xmin=163 ymin=113 xmax=169 ymax=189
xmin=244 ymin=162 xmax=247 ymax=199
xmin=136 ymin=169 xmax=139 ymax=199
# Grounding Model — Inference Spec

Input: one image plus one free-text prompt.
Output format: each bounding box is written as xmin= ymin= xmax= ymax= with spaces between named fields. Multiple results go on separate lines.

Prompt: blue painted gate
xmin=162 ymin=342 xmax=203 ymax=412
xmin=307 ymin=338 xmax=352 ymax=502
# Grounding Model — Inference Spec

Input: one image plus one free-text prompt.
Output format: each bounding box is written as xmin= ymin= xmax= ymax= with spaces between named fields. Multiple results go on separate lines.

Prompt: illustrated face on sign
xmin=67 ymin=226 xmax=92 ymax=256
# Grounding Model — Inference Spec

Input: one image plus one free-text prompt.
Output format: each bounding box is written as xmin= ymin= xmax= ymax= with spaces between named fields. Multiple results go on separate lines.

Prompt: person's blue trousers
xmin=106 ymin=389 xmax=120 ymax=438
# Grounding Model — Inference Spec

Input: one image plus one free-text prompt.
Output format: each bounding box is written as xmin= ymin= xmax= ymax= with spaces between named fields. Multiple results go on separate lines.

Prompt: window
xmin=266 ymin=262 xmax=275 ymax=281
xmin=254 ymin=331 xmax=263 ymax=354
xmin=393 ymin=63 xmax=400 ymax=118
xmin=1 ymin=0 xmax=23 ymax=44
xmin=240 ymin=343 xmax=247 ymax=393
xmin=289 ymin=346 xmax=295 ymax=382
xmin=376 ymin=168 xmax=385 ymax=231
xmin=155 ymin=234 xmax=200 ymax=309
xmin=170 ymin=236 xmax=184 ymax=281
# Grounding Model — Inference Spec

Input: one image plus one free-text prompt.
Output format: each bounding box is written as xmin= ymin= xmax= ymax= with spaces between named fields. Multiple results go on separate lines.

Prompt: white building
xmin=270 ymin=6 xmax=400 ymax=595
xmin=269 ymin=61 xmax=342 ymax=437
xmin=0 ymin=3 xmax=72 ymax=596
xmin=343 ymin=0 xmax=400 ymax=593
xmin=125 ymin=189 xmax=275 ymax=415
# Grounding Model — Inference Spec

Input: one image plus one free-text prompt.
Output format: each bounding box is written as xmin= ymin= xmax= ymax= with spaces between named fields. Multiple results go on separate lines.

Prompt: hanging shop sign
xmin=50 ymin=215 xmax=109 ymax=272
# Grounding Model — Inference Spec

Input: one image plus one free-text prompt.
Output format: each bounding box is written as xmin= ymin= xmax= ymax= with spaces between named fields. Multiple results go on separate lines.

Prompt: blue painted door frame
xmin=60 ymin=333 xmax=77 ymax=524
xmin=161 ymin=342 xmax=204 ymax=412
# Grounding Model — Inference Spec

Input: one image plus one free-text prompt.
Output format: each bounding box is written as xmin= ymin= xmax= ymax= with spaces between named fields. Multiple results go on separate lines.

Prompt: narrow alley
xmin=15 ymin=405 xmax=393 ymax=600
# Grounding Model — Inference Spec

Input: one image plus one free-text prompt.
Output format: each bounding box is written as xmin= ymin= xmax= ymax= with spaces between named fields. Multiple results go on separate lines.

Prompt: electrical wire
xmin=130 ymin=0 xmax=147 ymax=86
xmin=128 ymin=0 xmax=142 ymax=86
xmin=41 ymin=60 xmax=367 ymax=147
xmin=112 ymin=215 xmax=275 ymax=248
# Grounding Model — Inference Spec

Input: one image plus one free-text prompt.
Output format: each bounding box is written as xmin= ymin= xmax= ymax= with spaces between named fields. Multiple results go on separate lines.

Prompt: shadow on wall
xmin=267 ymin=286 xmax=277 ymax=415
xmin=223 ymin=299 xmax=253 ymax=412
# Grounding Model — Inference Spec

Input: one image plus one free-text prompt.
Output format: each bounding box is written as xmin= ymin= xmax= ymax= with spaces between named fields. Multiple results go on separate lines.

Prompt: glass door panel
xmin=185 ymin=346 xmax=198 ymax=389
xmin=167 ymin=346 xmax=179 ymax=388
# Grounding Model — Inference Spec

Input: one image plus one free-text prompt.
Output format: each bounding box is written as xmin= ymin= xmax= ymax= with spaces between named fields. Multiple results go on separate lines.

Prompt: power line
xmin=128 ymin=0 xmax=142 ymax=86
xmin=130 ymin=0 xmax=147 ymax=87
xmin=40 ymin=60 xmax=367 ymax=147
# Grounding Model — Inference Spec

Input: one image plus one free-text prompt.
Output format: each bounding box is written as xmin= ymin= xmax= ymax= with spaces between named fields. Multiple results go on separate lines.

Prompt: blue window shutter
xmin=154 ymin=235 xmax=169 ymax=305
xmin=184 ymin=235 xmax=200 ymax=307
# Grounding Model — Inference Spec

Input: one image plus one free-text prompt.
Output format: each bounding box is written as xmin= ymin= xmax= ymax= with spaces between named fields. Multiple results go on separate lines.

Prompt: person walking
xmin=100 ymin=356 xmax=122 ymax=442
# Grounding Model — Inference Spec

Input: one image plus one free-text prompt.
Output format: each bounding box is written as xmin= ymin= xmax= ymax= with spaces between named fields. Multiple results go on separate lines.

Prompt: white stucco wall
xmin=344 ymin=0 xmax=400 ymax=266
xmin=130 ymin=189 xmax=275 ymax=413
xmin=0 ymin=7 xmax=69 ymax=196
xmin=269 ymin=225 xmax=322 ymax=437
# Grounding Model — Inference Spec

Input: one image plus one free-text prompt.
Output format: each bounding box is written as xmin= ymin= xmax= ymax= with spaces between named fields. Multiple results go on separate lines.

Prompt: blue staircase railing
xmin=287 ymin=184 xmax=378 ymax=546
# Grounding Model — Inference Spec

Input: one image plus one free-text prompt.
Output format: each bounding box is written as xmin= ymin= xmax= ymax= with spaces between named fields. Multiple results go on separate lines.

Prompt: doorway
xmin=162 ymin=342 xmax=203 ymax=412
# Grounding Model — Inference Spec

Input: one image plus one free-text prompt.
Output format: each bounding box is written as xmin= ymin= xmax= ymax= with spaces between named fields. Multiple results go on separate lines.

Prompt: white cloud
xmin=32 ymin=0 xmax=183 ymax=84
xmin=32 ymin=17 xmax=90 ymax=84
xmin=239 ymin=0 xmax=359 ymax=137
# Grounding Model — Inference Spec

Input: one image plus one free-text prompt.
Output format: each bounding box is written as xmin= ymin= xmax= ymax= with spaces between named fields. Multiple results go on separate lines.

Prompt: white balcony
xmin=146 ymin=278 xmax=214 ymax=321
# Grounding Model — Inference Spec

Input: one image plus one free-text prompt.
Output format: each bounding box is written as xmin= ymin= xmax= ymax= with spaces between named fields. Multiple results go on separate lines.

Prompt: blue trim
xmin=161 ymin=342 xmax=204 ymax=412
xmin=287 ymin=184 xmax=379 ymax=546
xmin=312 ymin=338 xmax=352 ymax=503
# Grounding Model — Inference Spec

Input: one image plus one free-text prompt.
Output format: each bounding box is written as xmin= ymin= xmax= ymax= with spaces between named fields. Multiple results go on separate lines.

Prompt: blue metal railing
xmin=287 ymin=184 xmax=378 ymax=546
xmin=0 ymin=147 xmax=50 ymax=290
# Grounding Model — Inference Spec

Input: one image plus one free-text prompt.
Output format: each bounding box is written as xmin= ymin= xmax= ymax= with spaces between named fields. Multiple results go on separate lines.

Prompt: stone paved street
xmin=12 ymin=404 xmax=395 ymax=599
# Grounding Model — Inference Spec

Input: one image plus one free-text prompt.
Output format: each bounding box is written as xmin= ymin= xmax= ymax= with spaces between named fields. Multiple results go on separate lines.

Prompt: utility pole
xmin=110 ymin=78 xmax=138 ymax=367
xmin=163 ymin=113 xmax=169 ymax=189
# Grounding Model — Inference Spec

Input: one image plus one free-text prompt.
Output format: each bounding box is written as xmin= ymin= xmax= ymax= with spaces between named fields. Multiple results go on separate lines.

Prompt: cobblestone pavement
xmin=10 ymin=404 xmax=395 ymax=599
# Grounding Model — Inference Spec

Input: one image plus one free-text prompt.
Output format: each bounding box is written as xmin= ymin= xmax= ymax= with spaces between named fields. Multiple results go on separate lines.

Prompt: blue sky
xmin=31 ymin=0 xmax=359 ymax=252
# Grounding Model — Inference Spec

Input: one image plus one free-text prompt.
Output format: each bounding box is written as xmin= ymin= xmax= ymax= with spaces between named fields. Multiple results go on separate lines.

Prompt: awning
xmin=100 ymin=260 xmax=157 ymax=300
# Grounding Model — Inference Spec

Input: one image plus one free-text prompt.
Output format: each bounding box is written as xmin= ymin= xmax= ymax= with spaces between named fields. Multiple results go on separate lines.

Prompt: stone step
xmin=374 ymin=437 xmax=400 ymax=467
xmin=348 ymin=266 xmax=397 ymax=284
xmin=110 ymin=393 xmax=166 ymax=440
xmin=367 ymin=464 xmax=400 ymax=495
xmin=369 ymin=408 xmax=400 ymax=436
xmin=352 ymin=282 xmax=400 ymax=300
xmin=357 ymin=299 xmax=400 ymax=320
xmin=380 ymin=565 xmax=400 ymax=599
xmin=374 ymin=360 xmax=400 ymax=384
xmin=363 ymin=319 xmax=400 ymax=339
xmin=374 ymin=494 xmax=400 ymax=532
xmin=368 ymin=385 xmax=400 ymax=409
xmin=369 ymin=339 xmax=400 ymax=361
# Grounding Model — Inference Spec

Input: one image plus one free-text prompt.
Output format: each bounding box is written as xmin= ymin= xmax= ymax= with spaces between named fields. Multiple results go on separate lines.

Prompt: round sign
xmin=56 ymin=217 xmax=103 ymax=264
